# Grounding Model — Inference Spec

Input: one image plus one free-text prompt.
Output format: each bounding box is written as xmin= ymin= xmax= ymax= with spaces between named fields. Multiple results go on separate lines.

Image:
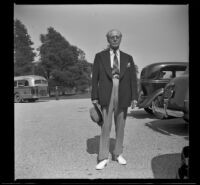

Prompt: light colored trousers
xmin=98 ymin=78 xmax=127 ymax=161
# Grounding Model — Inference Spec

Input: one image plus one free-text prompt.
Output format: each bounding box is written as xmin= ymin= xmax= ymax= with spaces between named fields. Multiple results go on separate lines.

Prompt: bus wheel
xmin=15 ymin=94 xmax=22 ymax=103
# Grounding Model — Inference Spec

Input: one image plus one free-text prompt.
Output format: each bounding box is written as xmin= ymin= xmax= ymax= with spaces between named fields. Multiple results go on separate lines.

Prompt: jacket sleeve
xmin=129 ymin=56 xmax=138 ymax=101
xmin=91 ymin=54 xmax=100 ymax=101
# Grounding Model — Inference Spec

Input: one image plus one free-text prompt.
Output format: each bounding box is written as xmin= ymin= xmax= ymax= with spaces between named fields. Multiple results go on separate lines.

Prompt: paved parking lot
xmin=15 ymin=98 xmax=189 ymax=179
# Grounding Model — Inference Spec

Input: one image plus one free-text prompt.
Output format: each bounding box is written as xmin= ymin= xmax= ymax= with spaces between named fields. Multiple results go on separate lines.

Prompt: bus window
xmin=18 ymin=80 xmax=25 ymax=86
xmin=35 ymin=79 xmax=47 ymax=85
xmin=14 ymin=81 xmax=17 ymax=87
xmin=24 ymin=80 xmax=29 ymax=86
xmin=18 ymin=80 xmax=29 ymax=87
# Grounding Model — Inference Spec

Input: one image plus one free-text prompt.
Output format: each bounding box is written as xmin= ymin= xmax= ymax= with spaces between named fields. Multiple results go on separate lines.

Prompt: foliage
xmin=14 ymin=19 xmax=36 ymax=76
xmin=36 ymin=27 xmax=92 ymax=93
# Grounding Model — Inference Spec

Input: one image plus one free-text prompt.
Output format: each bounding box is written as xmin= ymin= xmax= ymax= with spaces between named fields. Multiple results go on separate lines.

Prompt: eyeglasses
xmin=109 ymin=35 xmax=121 ymax=40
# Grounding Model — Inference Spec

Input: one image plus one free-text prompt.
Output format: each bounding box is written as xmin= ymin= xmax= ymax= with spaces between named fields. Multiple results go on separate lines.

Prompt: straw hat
xmin=89 ymin=103 xmax=103 ymax=127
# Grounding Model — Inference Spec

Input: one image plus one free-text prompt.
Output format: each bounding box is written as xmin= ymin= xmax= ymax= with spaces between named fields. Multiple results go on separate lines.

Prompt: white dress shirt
xmin=110 ymin=49 xmax=120 ymax=72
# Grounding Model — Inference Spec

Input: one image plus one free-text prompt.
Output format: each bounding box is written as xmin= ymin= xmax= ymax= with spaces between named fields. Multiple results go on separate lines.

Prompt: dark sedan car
xmin=176 ymin=146 xmax=189 ymax=179
xmin=152 ymin=65 xmax=189 ymax=121
xmin=137 ymin=62 xmax=188 ymax=114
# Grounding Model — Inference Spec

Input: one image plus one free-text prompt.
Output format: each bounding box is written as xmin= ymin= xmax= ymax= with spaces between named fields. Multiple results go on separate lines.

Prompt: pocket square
xmin=127 ymin=63 xmax=131 ymax=68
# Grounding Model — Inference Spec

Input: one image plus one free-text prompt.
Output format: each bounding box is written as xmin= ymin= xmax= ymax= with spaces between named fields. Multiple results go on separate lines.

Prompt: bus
xmin=14 ymin=75 xmax=49 ymax=103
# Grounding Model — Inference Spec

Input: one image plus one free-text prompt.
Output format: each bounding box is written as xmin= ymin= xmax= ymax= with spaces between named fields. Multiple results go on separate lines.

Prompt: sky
xmin=14 ymin=4 xmax=189 ymax=75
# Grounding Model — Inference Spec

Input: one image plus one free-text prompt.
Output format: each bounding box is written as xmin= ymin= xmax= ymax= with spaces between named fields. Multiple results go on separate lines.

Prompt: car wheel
xmin=15 ymin=94 xmax=22 ymax=103
xmin=144 ymin=107 xmax=153 ymax=114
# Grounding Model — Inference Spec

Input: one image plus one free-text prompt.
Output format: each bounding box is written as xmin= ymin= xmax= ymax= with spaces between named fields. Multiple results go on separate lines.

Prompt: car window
xmin=176 ymin=71 xmax=185 ymax=77
xmin=159 ymin=70 xmax=173 ymax=79
xmin=148 ymin=71 xmax=158 ymax=79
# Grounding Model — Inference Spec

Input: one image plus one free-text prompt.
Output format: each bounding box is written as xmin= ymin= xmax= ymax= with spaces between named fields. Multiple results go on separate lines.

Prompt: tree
xmin=73 ymin=60 xmax=92 ymax=92
xmin=38 ymin=27 xmax=73 ymax=79
xmin=14 ymin=19 xmax=36 ymax=76
xmin=37 ymin=27 xmax=92 ymax=94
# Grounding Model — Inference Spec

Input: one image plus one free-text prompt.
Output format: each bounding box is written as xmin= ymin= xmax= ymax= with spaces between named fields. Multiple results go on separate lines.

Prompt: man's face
xmin=108 ymin=30 xmax=122 ymax=50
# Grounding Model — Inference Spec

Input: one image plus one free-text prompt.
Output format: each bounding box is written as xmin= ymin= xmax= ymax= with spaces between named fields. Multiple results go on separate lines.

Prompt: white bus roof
xmin=14 ymin=75 xmax=47 ymax=81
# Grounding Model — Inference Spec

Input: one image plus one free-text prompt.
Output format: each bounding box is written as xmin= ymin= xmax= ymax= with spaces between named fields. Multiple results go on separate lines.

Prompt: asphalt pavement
xmin=14 ymin=98 xmax=188 ymax=179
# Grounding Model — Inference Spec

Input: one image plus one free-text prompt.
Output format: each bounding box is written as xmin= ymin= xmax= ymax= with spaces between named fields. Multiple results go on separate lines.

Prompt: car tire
xmin=15 ymin=94 xmax=22 ymax=103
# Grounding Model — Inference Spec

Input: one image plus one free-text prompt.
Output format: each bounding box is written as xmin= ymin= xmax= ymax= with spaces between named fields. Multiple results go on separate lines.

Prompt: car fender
xmin=138 ymin=88 xmax=164 ymax=108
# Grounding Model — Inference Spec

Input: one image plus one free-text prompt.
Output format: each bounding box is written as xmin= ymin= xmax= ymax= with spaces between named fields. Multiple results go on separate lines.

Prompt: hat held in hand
xmin=89 ymin=103 xmax=103 ymax=127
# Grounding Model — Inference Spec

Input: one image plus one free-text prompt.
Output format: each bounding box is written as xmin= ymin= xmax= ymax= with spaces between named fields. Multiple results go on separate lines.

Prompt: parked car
xmin=152 ymin=65 xmax=189 ymax=121
xmin=137 ymin=62 xmax=188 ymax=114
xmin=176 ymin=146 xmax=189 ymax=179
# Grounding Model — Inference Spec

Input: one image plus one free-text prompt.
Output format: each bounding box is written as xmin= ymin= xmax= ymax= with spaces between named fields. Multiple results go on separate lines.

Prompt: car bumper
xmin=152 ymin=101 xmax=184 ymax=118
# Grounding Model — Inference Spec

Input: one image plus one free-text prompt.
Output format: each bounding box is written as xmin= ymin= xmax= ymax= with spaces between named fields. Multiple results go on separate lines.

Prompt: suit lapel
xmin=101 ymin=50 xmax=112 ymax=79
xmin=119 ymin=51 xmax=128 ymax=79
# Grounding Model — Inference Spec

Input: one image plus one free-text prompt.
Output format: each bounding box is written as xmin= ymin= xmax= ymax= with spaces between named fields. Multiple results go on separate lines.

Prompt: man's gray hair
xmin=106 ymin=29 xmax=122 ymax=39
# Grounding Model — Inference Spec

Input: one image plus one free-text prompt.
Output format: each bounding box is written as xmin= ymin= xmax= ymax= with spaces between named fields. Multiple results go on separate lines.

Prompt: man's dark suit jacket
xmin=91 ymin=49 xmax=138 ymax=109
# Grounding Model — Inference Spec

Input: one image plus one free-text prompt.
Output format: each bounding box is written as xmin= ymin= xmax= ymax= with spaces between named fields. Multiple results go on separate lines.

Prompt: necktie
xmin=112 ymin=50 xmax=119 ymax=75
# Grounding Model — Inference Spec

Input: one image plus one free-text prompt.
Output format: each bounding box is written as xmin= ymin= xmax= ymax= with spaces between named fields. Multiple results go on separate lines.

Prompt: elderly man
xmin=91 ymin=29 xmax=138 ymax=170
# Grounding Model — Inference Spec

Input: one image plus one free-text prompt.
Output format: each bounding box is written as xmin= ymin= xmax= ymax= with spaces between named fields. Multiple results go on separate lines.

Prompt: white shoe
xmin=95 ymin=159 xmax=109 ymax=170
xmin=116 ymin=155 xmax=127 ymax=165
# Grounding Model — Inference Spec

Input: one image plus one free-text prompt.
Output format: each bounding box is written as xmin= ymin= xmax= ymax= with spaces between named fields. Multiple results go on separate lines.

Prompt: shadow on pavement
xmin=151 ymin=153 xmax=181 ymax=179
xmin=127 ymin=109 xmax=155 ymax=119
xmin=145 ymin=118 xmax=189 ymax=137
xmin=33 ymin=100 xmax=50 ymax=103
xmin=19 ymin=100 xmax=50 ymax=103
xmin=86 ymin=135 xmax=115 ymax=154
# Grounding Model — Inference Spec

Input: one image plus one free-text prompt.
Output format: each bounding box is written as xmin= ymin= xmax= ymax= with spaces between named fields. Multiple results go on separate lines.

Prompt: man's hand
xmin=131 ymin=100 xmax=137 ymax=109
xmin=92 ymin=99 xmax=99 ymax=105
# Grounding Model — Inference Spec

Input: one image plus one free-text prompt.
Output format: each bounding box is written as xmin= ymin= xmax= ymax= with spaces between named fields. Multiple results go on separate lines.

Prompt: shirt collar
xmin=110 ymin=48 xmax=120 ymax=56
